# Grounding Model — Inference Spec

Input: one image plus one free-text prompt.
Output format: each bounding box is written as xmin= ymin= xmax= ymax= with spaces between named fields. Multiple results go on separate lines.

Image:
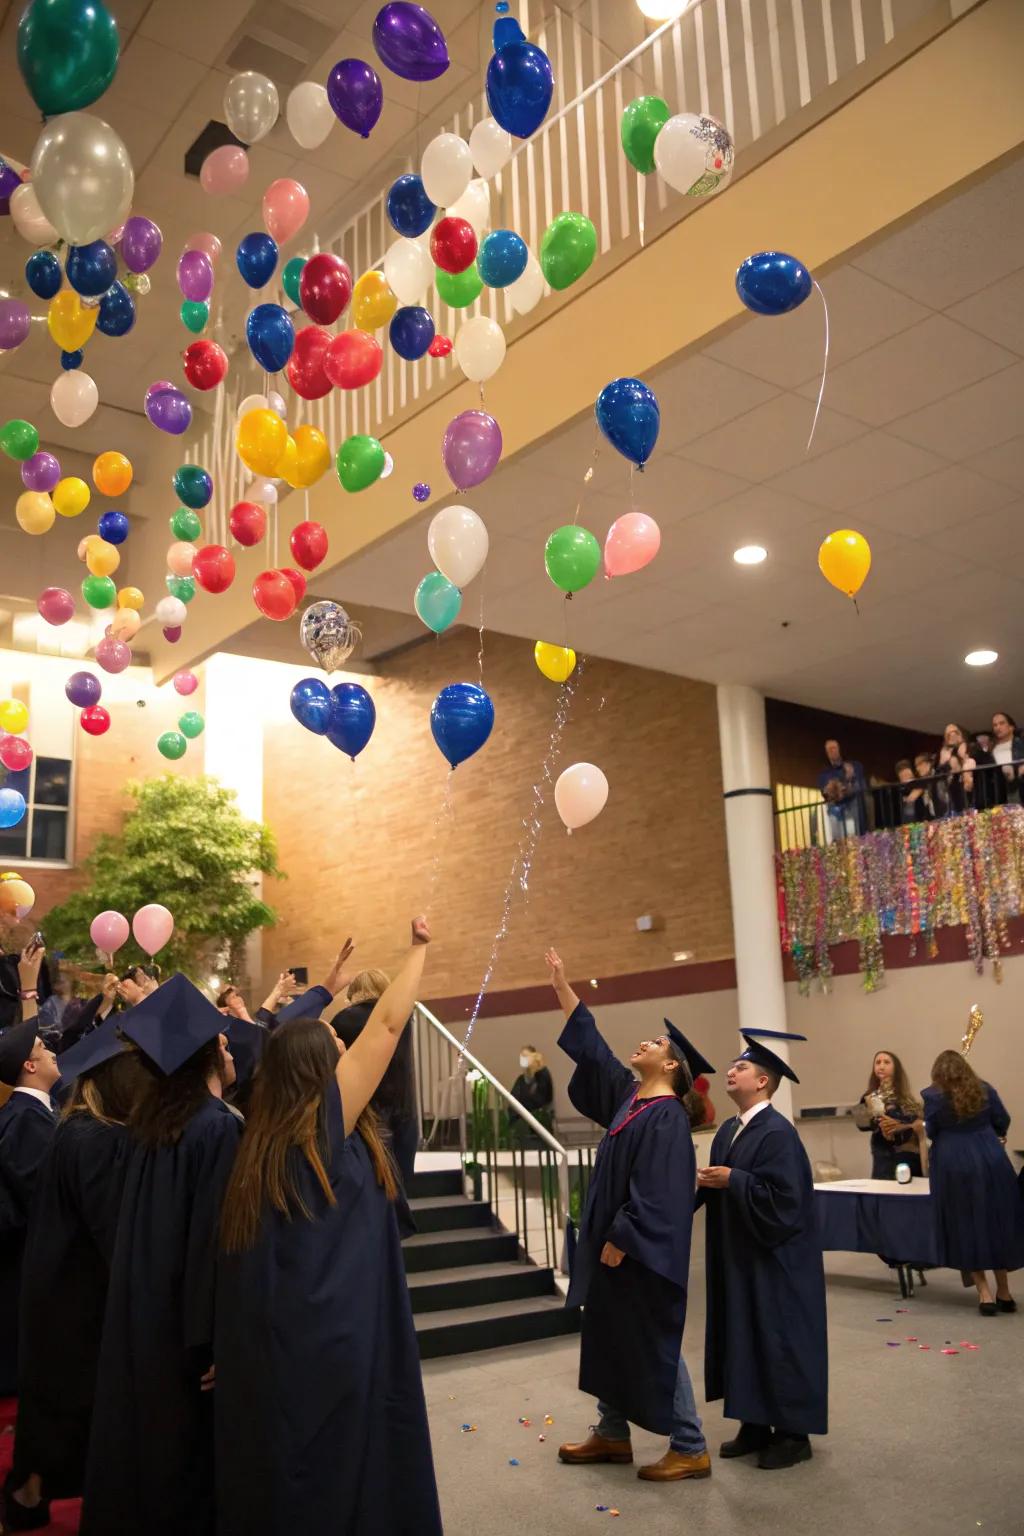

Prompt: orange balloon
xmin=93 ymin=450 xmax=133 ymax=497
xmin=818 ymin=529 xmax=871 ymax=599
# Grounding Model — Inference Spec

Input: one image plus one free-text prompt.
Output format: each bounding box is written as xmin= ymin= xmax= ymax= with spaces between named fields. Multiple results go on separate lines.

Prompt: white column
xmin=716 ymin=684 xmax=793 ymax=1121
xmin=203 ymin=654 xmax=267 ymax=993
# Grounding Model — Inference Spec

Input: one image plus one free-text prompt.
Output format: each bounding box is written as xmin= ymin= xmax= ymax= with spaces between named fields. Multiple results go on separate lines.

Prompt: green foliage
xmin=44 ymin=774 xmax=280 ymax=976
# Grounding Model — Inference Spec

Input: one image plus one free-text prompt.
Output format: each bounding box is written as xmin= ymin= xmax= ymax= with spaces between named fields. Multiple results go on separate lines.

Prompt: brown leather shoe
xmin=558 ymin=1432 xmax=633 ymax=1465
xmin=638 ymin=1449 xmax=712 ymax=1482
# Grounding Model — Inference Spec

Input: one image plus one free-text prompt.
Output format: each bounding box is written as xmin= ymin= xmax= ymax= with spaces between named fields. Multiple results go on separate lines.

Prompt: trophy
xmin=961 ymin=1003 xmax=983 ymax=1056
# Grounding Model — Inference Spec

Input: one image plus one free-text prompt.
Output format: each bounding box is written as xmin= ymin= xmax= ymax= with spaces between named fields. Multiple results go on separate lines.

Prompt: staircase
xmin=404 ymin=1167 xmax=580 ymax=1360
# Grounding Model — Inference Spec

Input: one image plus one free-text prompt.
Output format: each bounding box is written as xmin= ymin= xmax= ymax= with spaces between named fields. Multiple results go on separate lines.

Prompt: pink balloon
xmin=0 ymin=734 xmax=33 ymax=772
xmin=173 ymin=669 xmax=198 ymax=696
xmin=603 ymin=512 xmax=661 ymax=578
xmin=132 ymin=902 xmax=174 ymax=957
xmin=185 ymin=231 xmax=223 ymax=264
xmin=167 ymin=541 xmax=197 ymax=577
xmin=37 ymin=585 xmax=75 ymax=625
xmin=90 ymin=909 xmax=130 ymax=955
xmin=95 ymin=635 xmax=132 ymax=674
xmin=200 ymin=145 xmax=250 ymax=196
xmin=262 ymin=178 xmax=310 ymax=245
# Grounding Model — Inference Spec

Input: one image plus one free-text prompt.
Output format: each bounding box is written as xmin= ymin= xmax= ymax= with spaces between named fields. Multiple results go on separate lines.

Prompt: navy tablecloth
xmin=814 ymin=1182 xmax=940 ymax=1265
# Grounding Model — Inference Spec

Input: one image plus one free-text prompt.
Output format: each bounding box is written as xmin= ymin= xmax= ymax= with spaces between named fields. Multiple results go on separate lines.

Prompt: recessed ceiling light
xmin=636 ymin=0 xmax=689 ymax=18
xmin=965 ymin=649 xmax=998 ymax=667
xmin=733 ymin=545 xmax=767 ymax=566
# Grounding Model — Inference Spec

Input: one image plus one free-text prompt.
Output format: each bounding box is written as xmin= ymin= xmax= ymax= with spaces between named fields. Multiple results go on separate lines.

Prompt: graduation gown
xmin=560 ymin=1003 xmax=696 ymax=1435
xmin=0 ymin=1090 xmax=57 ymax=1395
xmin=215 ymin=1081 xmax=441 ymax=1535
xmin=923 ymin=1084 xmax=1024 ymax=1271
xmin=701 ymin=1105 xmax=828 ymax=1435
xmin=81 ymin=1096 xmax=241 ymax=1536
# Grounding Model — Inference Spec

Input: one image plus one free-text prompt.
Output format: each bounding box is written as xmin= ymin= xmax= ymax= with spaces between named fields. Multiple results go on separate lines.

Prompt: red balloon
xmin=80 ymin=705 xmax=111 ymax=736
xmin=280 ymin=566 xmax=307 ymax=603
xmin=430 ymin=216 xmax=477 ymax=275
xmin=324 ymin=329 xmax=382 ymax=390
xmin=229 ymin=500 xmax=267 ymax=547
xmin=0 ymin=734 xmax=32 ymax=772
xmin=182 ymin=339 xmax=228 ymax=391
xmin=288 ymin=519 xmax=328 ymax=572
xmin=193 ymin=544 xmax=236 ymax=594
xmin=286 ymin=324 xmax=332 ymax=400
xmin=428 ymin=334 xmax=453 ymax=358
xmin=252 ymin=569 xmax=297 ymax=622
xmin=299 ymin=252 xmax=353 ymax=324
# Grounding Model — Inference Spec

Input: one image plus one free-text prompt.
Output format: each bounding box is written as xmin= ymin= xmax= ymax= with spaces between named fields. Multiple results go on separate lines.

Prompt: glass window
xmin=35 ymin=758 xmax=71 ymax=807
xmin=31 ymin=809 xmax=68 ymax=861
xmin=0 ymin=754 xmax=73 ymax=863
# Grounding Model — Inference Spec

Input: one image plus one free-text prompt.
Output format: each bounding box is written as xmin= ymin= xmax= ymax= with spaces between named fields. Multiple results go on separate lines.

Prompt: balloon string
xmin=637 ymin=173 xmax=646 ymax=250
xmin=477 ymin=581 xmax=486 ymax=685
xmin=807 ymin=280 xmax=830 ymax=453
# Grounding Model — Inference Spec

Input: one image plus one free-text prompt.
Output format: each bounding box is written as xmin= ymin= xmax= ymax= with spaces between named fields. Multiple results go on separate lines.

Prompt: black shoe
xmin=1 ymin=1491 xmax=52 ymax=1531
xmin=979 ymin=1301 xmax=997 ymax=1316
xmin=757 ymin=1435 xmax=812 ymax=1471
xmin=996 ymin=1297 xmax=1017 ymax=1313
xmin=720 ymin=1424 xmax=772 ymax=1459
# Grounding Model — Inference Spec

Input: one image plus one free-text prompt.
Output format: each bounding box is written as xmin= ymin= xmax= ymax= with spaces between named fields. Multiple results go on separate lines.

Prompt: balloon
xmin=280 ymin=567 xmax=307 ymax=605
xmin=229 ymin=501 xmax=266 ymax=546
xmin=253 ymin=569 xmax=297 ymax=622
xmin=324 ymin=329 xmax=382 ymax=390
xmin=286 ymin=82 xmax=334 ymax=149
xmin=31 ymin=111 xmax=133 ymax=246
xmin=177 ymin=248 xmax=213 ymax=302
xmin=421 ymin=133 xmax=472 ymax=207
xmin=352 ymin=270 xmax=397 ymax=331
xmin=477 ymin=229 xmax=527 ymax=288
xmin=236 ymin=231 xmax=278 ymax=289
xmin=121 ymin=215 xmax=162 ymax=273
xmin=281 ymin=256 xmax=305 ymax=307
xmin=290 ymin=426 xmax=331 ymax=489
xmin=604 ymin=512 xmax=661 ymax=577
xmin=621 ymin=95 xmax=671 ymax=175
xmin=154 ymin=595 xmax=186 ymax=627
xmin=415 ymin=572 xmax=461 ymax=633
xmin=454 ymin=315 xmax=505 ymax=382
xmin=165 ymin=574 xmax=196 ymax=604
xmin=48 ymin=289 xmax=97 ymax=350
xmin=144 ymin=382 xmax=192 ymax=435
xmin=0 ymin=301 xmax=31 ymax=352
xmin=0 ymin=872 xmax=34 ymax=915
xmin=65 ymin=239 xmax=116 ymax=298
xmin=486 ymin=25 xmax=553 ymax=139
xmin=428 ymin=504 xmax=489 ymax=587
xmin=21 ymin=452 xmax=60 ymax=493
xmin=413 ymin=482 xmax=431 ymax=503
xmin=50 ymin=369 xmax=97 ymax=429
xmin=434 ymin=261 xmax=482 ymax=309
xmin=272 ymin=435 xmax=298 ymax=486
xmin=442 ymin=410 xmax=502 ymax=491
xmin=544 ymin=525 xmax=601 ymax=593
xmin=430 ymin=216 xmax=477 ymax=275
xmin=0 ymin=790 xmax=27 ymax=830
xmin=174 ymin=464 xmax=212 ymax=509
xmin=251 ymin=475 xmax=279 ymax=505
xmin=534 ymin=641 xmax=576 ymax=683
xmin=595 ymin=377 xmax=660 ymax=469
xmin=169 ymin=506 xmax=201 ymax=542
xmin=540 ymin=212 xmax=596 ymax=290
xmin=0 ymin=160 xmax=18 ymax=214
xmin=246 ymin=304 xmax=294 ymax=372
xmin=95 ymin=635 xmax=130 ymax=673
xmin=381 ymin=453 xmax=395 ymax=479
xmin=386 ymin=174 xmax=436 ymax=239
xmin=224 ymin=71 xmax=279 ymax=143
xmin=172 ymin=670 xmax=198 ymax=696
xmin=736 ymin=250 xmax=813 ymax=316
xmin=25 ymin=250 xmax=62 ymax=300
xmin=133 ymin=903 xmax=175 ymax=956
xmin=117 ymin=586 xmax=143 ymax=611
xmin=299 ymin=252 xmax=352 ymax=324
xmin=0 ymin=734 xmax=29 ymax=778
xmin=337 ymin=434 xmax=386 ymax=492
xmin=446 ymin=178 xmax=491 ymax=239
xmin=65 ymin=670 xmax=101 ymax=707
xmin=818 ymin=529 xmax=871 ymax=599
xmin=166 ymin=541 xmax=196 ymax=578
xmin=555 ymin=762 xmax=608 ymax=831
xmin=178 ymin=711 xmax=204 ymax=740
xmin=389 ymin=305 xmax=435 ymax=361
xmin=430 ymin=682 xmax=493 ymax=769
xmin=0 ymin=701 xmax=27 ymax=742
xmin=428 ymin=334 xmax=452 ymax=358
xmin=1 ymin=419 xmax=39 ymax=461
xmin=54 ymin=476 xmax=91 ymax=518
xmin=654 ymin=111 xmax=734 ymax=197
xmin=179 ymin=301 xmax=208 ymax=335
xmin=80 ymin=704 xmax=110 ymax=735
xmin=300 ymin=600 xmax=361 ymax=672
xmin=93 ymin=450 xmax=131 ymax=497
xmin=290 ymin=677 xmax=333 ymax=735
xmin=286 ymin=324 xmax=332 ymax=400
xmin=373 ymin=3 xmax=449 ymax=81
xmin=90 ymin=910 xmax=129 ymax=955
xmin=98 ymin=510 xmax=129 ymax=545
xmin=15 ymin=492 xmax=55 ymax=535
xmin=323 ymin=683 xmax=374 ymax=760
xmin=470 ymin=117 xmax=512 ymax=178
xmin=17 ymin=0 xmax=119 ymax=115
xmin=38 ymin=586 xmax=75 ymax=625
xmin=86 ymin=541 xmax=119 ymax=580
xmin=182 ymin=339 xmax=228 ymax=391
xmin=383 ymin=238 xmax=434 ymax=305
xmin=108 ymin=606 xmax=139 ymax=642
xmin=11 ymin=183 xmax=58 ymax=245
xmin=96 ymin=280 xmax=135 ymax=337
xmin=289 ymin=521 xmax=328 ymax=572
xmin=60 ymin=349 xmax=84 ymax=370
xmin=263 ymin=179 xmax=309 ymax=245
xmin=200 ymin=144 xmax=249 ymax=195
xmin=327 ymin=58 xmax=383 ymax=138
xmin=82 ymin=574 xmax=116 ymax=608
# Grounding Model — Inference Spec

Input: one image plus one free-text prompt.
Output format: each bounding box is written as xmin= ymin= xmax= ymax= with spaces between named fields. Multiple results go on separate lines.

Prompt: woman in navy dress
xmin=923 ymin=1050 xmax=1024 ymax=1314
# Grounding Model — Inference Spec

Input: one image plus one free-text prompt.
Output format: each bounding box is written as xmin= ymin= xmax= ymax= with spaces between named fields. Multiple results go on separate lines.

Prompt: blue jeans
xmin=596 ymin=1353 xmax=706 ymax=1455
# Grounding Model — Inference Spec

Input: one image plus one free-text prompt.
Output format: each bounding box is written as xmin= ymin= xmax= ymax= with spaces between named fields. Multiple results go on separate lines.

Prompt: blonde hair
xmin=522 ymin=1046 xmax=546 ymax=1075
xmin=346 ymin=968 xmax=390 ymax=1004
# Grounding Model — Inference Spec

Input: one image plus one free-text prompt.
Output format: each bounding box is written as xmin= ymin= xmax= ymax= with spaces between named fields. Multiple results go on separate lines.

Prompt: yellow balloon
xmin=0 ymin=876 xmax=34 ymax=917
xmin=117 ymin=585 xmax=145 ymax=611
xmin=818 ymin=529 xmax=871 ymax=599
xmin=15 ymin=490 xmax=55 ymax=535
xmin=86 ymin=540 xmax=121 ymax=578
xmin=274 ymin=434 xmax=299 ymax=486
xmin=0 ymin=699 xmax=29 ymax=735
xmin=237 ymin=408 xmax=287 ymax=476
xmin=353 ymin=270 xmax=397 ymax=331
xmin=290 ymin=425 xmax=331 ymax=489
xmin=93 ymin=450 xmax=133 ymax=497
xmin=77 ymin=534 xmax=103 ymax=561
xmin=48 ymin=290 xmax=98 ymax=351
xmin=534 ymin=641 xmax=577 ymax=683
xmin=109 ymin=606 xmax=140 ymax=641
xmin=53 ymin=476 xmax=91 ymax=518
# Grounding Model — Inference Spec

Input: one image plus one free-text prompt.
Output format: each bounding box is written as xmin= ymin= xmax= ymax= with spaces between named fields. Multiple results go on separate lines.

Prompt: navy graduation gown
xmin=701 ymin=1105 xmax=828 ymax=1435
xmin=0 ymin=1090 xmax=56 ymax=1395
xmin=560 ymin=1003 xmax=696 ymax=1435
xmin=923 ymin=1084 xmax=1024 ymax=1271
xmin=81 ymin=1095 xmax=241 ymax=1536
xmin=215 ymin=1081 xmax=441 ymax=1535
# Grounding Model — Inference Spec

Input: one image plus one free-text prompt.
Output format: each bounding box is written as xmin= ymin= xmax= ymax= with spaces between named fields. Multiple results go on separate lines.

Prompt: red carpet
xmin=0 ymin=1400 xmax=81 ymax=1533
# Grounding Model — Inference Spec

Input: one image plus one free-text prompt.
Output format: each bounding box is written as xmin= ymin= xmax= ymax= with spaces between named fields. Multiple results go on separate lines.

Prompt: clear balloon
xmin=224 ymin=71 xmax=280 ymax=144
xmin=469 ymin=117 xmax=512 ymax=178
xmin=200 ymin=144 xmax=249 ymax=195
xmin=454 ymin=315 xmax=505 ymax=382
xmin=31 ymin=110 xmax=134 ymax=246
xmin=554 ymin=762 xmax=608 ymax=831
xmin=604 ymin=512 xmax=661 ymax=577
xmin=421 ymin=133 xmax=472 ymax=207
xmin=428 ymin=504 xmax=489 ymax=587
xmin=50 ymin=369 xmax=98 ymax=428
xmin=653 ymin=112 xmax=734 ymax=197
xmin=442 ymin=410 xmax=502 ymax=491
xmin=286 ymin=81 xmax=334 ymax=149
xmin=300 ymin=600 xmax=362 ymax=672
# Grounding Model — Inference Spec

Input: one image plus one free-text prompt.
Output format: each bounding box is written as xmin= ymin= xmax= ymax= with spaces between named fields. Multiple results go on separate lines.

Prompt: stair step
xmin=407 ymin=1196 xmax=492 ymax=1233
xmin=407 ymin=1261 xmax=557 ymax=1314
xmin=409 ymin=1168 xmax=463 ymax=1199
xmin=413 ymin=1294 xmax=580 ymax=1359
xmin=402 ymin=1227 xmax=519 ymax=1273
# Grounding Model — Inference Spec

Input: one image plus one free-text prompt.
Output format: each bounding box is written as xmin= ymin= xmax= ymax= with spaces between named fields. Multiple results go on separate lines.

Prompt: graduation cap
xmin=0 ymin=1019 xmax=39 ymax=1087
xmin=54 ymin=1015 xmax=126 ymax=1086
xmin=120 ymin=973 xmax=226 ymax=1076
xmin=735 ymin=1029 xmax=806 ymax=1085
xmin=664 ymin=1019 xmax=715 ymax=1079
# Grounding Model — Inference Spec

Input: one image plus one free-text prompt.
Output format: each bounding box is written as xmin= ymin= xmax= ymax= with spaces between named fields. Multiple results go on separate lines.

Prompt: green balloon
xmin=170 ymin=506 xmax=202 ymax=541
xmin=282 ymin=256 xmax=306 ymax=308
xmin=337 ymin=434 xmax=385 ymax=493
xmin=544 ymin=525 xmax=602 ymax=594
xmin=173 ymin=465 xmax=210 ymax=510
xmin=0 ymin=418 xmax=39 ymax=462
xmin=540 ymin=212 xmax=597 ymax=292
xmin=178 ymin=710 xmax=205 ymax=740
xmin=157 ymin=731 xmax=187 ymax=761
xmin=166 ymin=574 xmax=196 ymax=604
xmin=81 ymin=573 xmax=116 ymax=609
xmin=180 ymin=300 xmax=209 ymax=334
xmin=17 ymin=0 xmax=120 ymax=117
xmin=435 ymin=262 xmax=483 ymax=309
xmin=621 ymin=95 xmax=670 ymax=175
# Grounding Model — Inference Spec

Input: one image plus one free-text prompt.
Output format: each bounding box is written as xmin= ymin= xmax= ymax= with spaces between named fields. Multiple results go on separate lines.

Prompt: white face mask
xmin=519 ymin=1054 xmax=530 ymax=1069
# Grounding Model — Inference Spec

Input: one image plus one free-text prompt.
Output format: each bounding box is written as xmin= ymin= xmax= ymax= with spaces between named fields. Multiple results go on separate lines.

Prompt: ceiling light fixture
xmin=636 ymin=0 xmax=689 ymax=18
xmin=733 ymin=545 xmax=767 ymax=566
xmin=964 ymin=649 xmax=998 ymax=667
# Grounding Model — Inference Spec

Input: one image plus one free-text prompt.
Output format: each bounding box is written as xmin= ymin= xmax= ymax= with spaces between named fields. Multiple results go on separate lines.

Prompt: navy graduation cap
xmin=120 ymin=973 xmax=226 ymax=1075
xmin=736 ymin=1028 xmax=806 ymax=1085
xmin=55 ymin=1014 xmax=126 ymax=1085
xmin=0 ymin=1019 xmax=39 ymax=1087
xmin=664 ymin=1019 xmax=715 ymax=1080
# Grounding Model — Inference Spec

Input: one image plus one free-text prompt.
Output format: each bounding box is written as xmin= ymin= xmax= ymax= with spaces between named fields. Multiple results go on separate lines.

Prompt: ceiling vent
xmin=184 ymin=120 xmax=245 ymax=178
xmin=223 ymin=2 xmax=336 ymax=92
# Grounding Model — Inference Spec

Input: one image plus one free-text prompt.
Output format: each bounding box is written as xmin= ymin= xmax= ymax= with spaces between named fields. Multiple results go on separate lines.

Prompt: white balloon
xmin=383 ymin=238 xmax=433 ymax=306
xmin=454 ymin=316 xmax=506 ymax=383
xmin=381 ymin=452 xmax=394 ymax=480
xmin=508 ymin=252 xmax=544 ymax=316
xmin=428 ymin=504 xmax=489 ymax=588
xmin=155 ymin=596 xmax=187 ymax=628
xmin=249 ymin=476 xmax=278 ymax=505
xmin=286 ymin=82 xmax=334 ymax=150
xmin=421 ymin=133 xmax=472 ymax=208
xmin=554 ymin=762 xmax=609 ymax=831
xmin=653 ymin=112 xmax=734 ymax=198
xmin=237 ymin=393 xmax=269 ymax=420
xmin=267 ymin=390 xmax=286 ymax=416
xmin=10 ymin=183 xmax=58 ymax=245
xmin=446 ymin=179 xmax=490 ymax=239
xmin=50 ymin=369 xmax=98 ymax=428
xmin=224 ymin=71 xmax=280 ymax=145
xmin=31 ymin=111 xmax=134 ymax=246
xmin=469 ymin=118 xmax=512 ymax=180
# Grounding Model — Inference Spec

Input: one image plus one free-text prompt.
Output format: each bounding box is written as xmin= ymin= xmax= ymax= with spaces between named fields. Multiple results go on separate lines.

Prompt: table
xmin=814 ymin=1178 xmax=939 ymax=1297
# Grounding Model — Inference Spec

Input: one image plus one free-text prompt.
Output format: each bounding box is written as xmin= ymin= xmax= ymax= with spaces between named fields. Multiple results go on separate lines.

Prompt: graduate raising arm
xmin=336 ymin=918 xmax=430 ymax=1135
xmin=547 ymin=948 xmax=636 ymax=1128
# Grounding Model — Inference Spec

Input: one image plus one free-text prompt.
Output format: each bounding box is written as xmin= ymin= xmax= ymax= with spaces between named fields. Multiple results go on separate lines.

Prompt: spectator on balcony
xmin=991 ymin=711 xmax=1024 ymax=805
xmin=817 ymin=739 xmax=867 ymax=839
xmin=895 ymin=760 xmax=934 ymax=824
xmin=912 ymin=751 xmax=944 ymax=815
xmin=937 ymin=724 xmax=1003 ymax=813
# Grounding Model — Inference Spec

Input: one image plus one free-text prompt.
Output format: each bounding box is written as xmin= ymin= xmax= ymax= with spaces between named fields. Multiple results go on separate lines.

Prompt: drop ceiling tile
xmin=140 ymin=0 xmax=255 ymax=64
xmin=854 ymin=464 xmax=1017 ymax=537
xmin=947 ymin=269 xmax=1024 ymax=358
xmin=965 ymin=435 xmax=1024 ymax=492
xmin=648 ymin=356 xmax=780 ymax=454
xmin=929 ymin=501 xmax=1024 ymax=572
xmin=769 ymin=432 xmax=946 ymax=512
xmin=618 ymin=457 xmax=751 ymax=527
xmin=108 ymin=36 xmax=202 ymax=119
xmin=682 ymin=393 xmax=866 ymax=482
xmin=888 ymin=361 xmax=1024 ymax=459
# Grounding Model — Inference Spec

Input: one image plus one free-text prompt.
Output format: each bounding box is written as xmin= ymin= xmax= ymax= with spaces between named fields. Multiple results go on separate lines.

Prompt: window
xmin=0 ymin=755 xmax=73 ymax=864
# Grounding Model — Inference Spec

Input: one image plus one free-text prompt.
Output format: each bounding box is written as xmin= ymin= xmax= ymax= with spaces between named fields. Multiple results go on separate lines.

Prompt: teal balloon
xmin=165 ymin=574 xmax=196 ymax=604
xmin=157 ymin=730 xmax=187 ymax=761
xmin=18 ymin=0 xmax=120 ymax=117
xmin=180 ymin=300 xmax=209 ymax=334
xmin=415 ymin=572 xmax=462 ymax=634
xmin=282 ymin=256 xmax=306 ymax=307
xmin=178 ymin=710 xmax=205 ymax=739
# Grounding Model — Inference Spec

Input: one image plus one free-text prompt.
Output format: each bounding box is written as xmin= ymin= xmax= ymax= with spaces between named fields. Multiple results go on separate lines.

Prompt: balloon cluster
xmin=65 ymin=670 xmax=109 ymax=738
xmin=153 ymin=671 xmax=205 ymax=762
xmin=0 ymin=698 xmax=31 ymax=830
xmin=90 ymin=903 xmax=174 ymax=958
xmin=621 ymin=95 xmax=735 ymax=200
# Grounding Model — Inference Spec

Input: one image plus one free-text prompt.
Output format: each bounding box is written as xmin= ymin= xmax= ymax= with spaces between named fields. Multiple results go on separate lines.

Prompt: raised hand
xmin=325 ymin=938 xmax=356 ymax=996
xmin=545 ymin=948 xmax=565 ymax=988
xmin=411 ymin=916 xmax=431 ymax=946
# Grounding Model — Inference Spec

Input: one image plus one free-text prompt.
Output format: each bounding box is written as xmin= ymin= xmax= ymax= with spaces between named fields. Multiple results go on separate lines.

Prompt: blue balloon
xmin=327 ymin=683 xmax=376 ymax=759
xmin=430 ymin=682 xmax=494 ymax=769
xmin=0 ymin=788 xmax=26 ymax=830
xmin=60 ymin=349 xmax=83 ymax=370
xmin=25 ymin=250 xmax=62 ymax=300
xmin=595 ymin=377 xmax=660 ymax=469
xmin=290 ymin=677 xmax=333 ymax=736
xmin=477 ymin=229 xmax=528 ymax=288
xmin=486 ymin=17 xmax=553 ymax=140
xmin=98 ymin=510 xmax=129 ymax=545
xmin=389 ymin=305 xmax=435 ymax=361
xmin=96 ymin=280 xmax=136 ymax=337
xmin=735 ymin=251 xmax=812 ymax=316
xmin=65 ymin=240 xmax=117 ymax=298
xmin=236 ymin=231 xmax=279 ymax=290
xmin=246 ymin=303 xmax=294 ymax=373
xmin=386 ymin=173 xmax=436 ymax=238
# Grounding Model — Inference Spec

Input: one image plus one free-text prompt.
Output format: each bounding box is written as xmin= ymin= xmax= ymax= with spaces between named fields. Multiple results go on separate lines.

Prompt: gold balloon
xmin=534 ymin=641 xmax=577 ymax=683
xmin=86 ymin=540 xmax=121 ymax=578
xmin=818 ymin=529 xmax=871 ymax=599
xmin=352 ymin=270 xmax=397 ymax=331
xmin=117 ymin=585 xmax=145 ymax=611
xmin=0 ymin=699 xmax=29 ymax=735
xmin=47 ymin=290 xmax=98 ymax=351
xmin=290 ymin=425 xmax=330 ymax=489
xmin=15 ymin=491 xmax=55 ymax=535
xmin=237 ymin=408 xmax=287 ymax=476
xmin=93 ymin=450 xmax=133 ymax=497
xmin=0 ymin=875 xmax=35 ymax=917
xmin=53 ymin=476 xmax=91 ymax=518
xmin=274 ymin=434 xmax=299 ymax=486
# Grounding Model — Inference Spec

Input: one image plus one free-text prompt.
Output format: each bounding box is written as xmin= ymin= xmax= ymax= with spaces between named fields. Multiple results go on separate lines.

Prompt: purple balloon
xmin=373 ymin=4 xmax=450 ymax=83
xmin=21 ymin=451 xmax=61 ymax=492
xmin=95 ymin=636 xmax=132 ymax=674
xmin=327 ymin=58 xmax=384 ymax=139
xmin=177 ymin=248 xmax=214 ymax=302
xmin=145 ymin=383 xmax=193 ymax=436
xmin=163 ymin=625 xmax=182 ymax=644
xmin=0 ymin=300 xmax=31 ymax=351
xmin=65 ymin=671 xmax=102 ymax=708
xmin=442 ymin=409 xmax=503 ymax=491
xmin=122 ymin=215 xmax=163 ymax=274
xmin=0 ymin=160 xmax=20 ymax=215
xmin=413 ymin=481 xmax=431 ymax=502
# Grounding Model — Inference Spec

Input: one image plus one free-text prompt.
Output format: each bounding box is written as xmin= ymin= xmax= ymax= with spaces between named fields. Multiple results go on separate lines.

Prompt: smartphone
xmin=290 ymin=966 xmax=309 ymax=986
xmin=29 ymin=931 xmax=44 ymax=954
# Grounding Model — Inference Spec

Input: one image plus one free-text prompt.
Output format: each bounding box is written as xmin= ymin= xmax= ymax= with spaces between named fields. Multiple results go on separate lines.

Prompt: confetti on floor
xmin=460 ymin=1424 xmax=477 ymax=1434
xmin=875 ymin=1317 xmax=893 ymax=1322
xmin=885 ymin=1341 xmax=901 ymax=1347
xmin=919 ymin=1345 xmax=931 ymax=1351
xmin=509 ymin=1458 xmax=520 ymax=1467
xmin=538 ymin=1435 xmax=546 ymax=1443
xmin=596 ymin=1507 xmax=609 ymax=1514
xmin=518 ymin=1417 xmax=532 ymax=1427
xmin=896 ymin=1308 xmax=909 ymax=1313
xmin=906 ymin=1336 xmax=918 ymax=1342
xmin=962 ymin=1343 xmax=980 ymax=1351
xmin=941 ymin=1348 xmax=959 ymax=1355
xmin=544 ymin=1415 xmax=555 ymax=1425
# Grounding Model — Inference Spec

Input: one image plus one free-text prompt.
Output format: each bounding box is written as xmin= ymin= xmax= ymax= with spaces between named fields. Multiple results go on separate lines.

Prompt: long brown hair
xmin=931 ymin=1049 xmax=987 ymax=1120
xmin=63 ymin=1043 xmax=146 ymax=1127
xmin=866 ymin=1051 xmax=921 ymax=1115
xmin=130 ymin=1037 xmax=224 ymax=1147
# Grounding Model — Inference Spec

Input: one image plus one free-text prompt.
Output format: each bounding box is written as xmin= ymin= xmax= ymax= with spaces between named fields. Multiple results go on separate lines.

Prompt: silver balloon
xmin=300 ymin=601 xmax=362 ymax=674
xmin=224 ymin=71 xmax=280 ymax=145
xmin=30 ymin=112 xmax=134 ymax=246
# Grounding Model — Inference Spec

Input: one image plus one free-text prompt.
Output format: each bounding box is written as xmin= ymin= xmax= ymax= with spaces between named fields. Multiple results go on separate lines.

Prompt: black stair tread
xmin=402 ymin=1226 xmax=502 ymax=1249
xmin=414 ymin=1294 xmax=571 ymax=1331
xmin=408 ymin=1195 xmax=482 ymax=1210
xmin=406 ymin=1261 xmax=545 ymax=1289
